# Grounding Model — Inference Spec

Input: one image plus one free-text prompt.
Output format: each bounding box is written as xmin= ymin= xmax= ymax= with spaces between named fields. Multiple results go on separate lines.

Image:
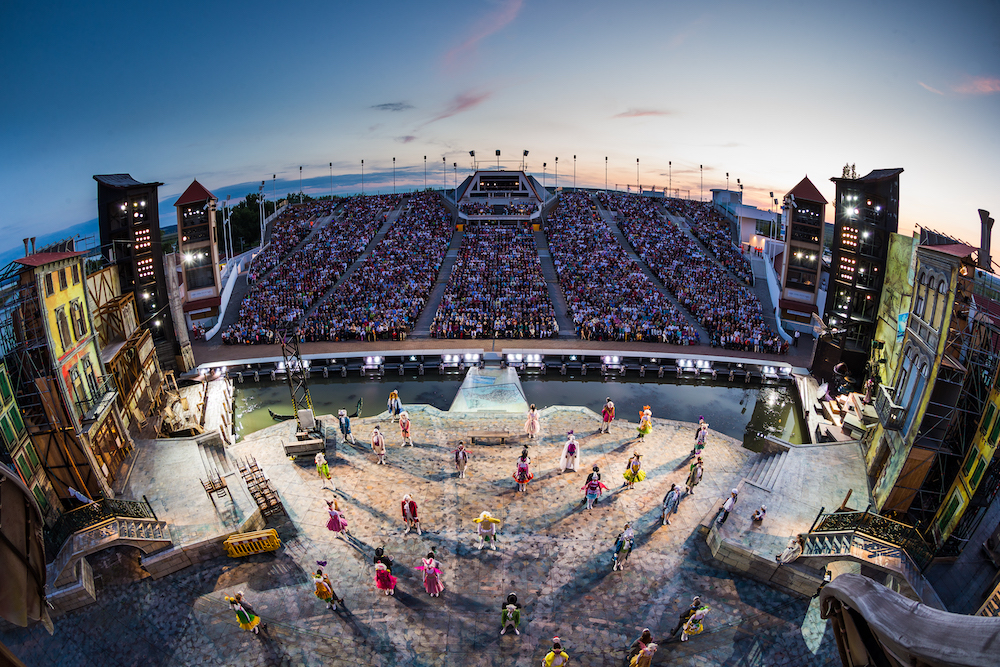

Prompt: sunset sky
xmin=1 ymin=0 xmax=997 ymax=261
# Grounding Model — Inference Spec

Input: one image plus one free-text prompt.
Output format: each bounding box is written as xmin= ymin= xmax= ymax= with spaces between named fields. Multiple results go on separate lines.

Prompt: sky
xmin=1 ymin=0 xmax=998 ymax=264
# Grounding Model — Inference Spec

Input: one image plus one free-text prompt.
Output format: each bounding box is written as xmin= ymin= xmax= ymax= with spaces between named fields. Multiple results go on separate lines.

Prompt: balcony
xmin=75 ymin=375 xmax=117 ymax=424
xmin=875 ymin=384 xmax=905 ymax=431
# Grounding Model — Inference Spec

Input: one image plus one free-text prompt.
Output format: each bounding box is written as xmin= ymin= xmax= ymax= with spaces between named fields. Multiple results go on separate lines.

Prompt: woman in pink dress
xmin=374 ymin=562 xmax=397 ymax=595
xmin=326 ymin=499 xmax=349 ymax=535
xmin=524 ymin=404 xmax=540 ymax=439
xmin=417 ymin=552 xmax=445 ymax=597
xmin=512 ymin=448 xmax=533 ymax=492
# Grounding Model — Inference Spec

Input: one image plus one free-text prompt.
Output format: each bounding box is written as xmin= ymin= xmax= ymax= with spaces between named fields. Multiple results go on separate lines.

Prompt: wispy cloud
xmin=397 ymin=135 xmax=416 ymax=144
xmin=372 ymin=102 xmax=414 ymax=112
xmin=953 ymin=76 xmax=1000 ymax=95
xmin=613 ymin=108 xmax=671 ymax=118
xmin=443 ymin=0 xmax=523 ymax=70
xmin=421 ymin=91 xmax=491 ymax=127
xmin=918 ymin=81 xmax=944 ymax=95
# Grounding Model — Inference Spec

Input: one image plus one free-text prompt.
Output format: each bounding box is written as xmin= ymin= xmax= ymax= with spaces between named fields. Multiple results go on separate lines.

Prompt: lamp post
xmin=361 ymin=160 xmax=364 ymax=195
xmin=522 ymin=149 xmax=528 ymax=171
xmin=636 ymin=158 xmax=640 ymax=193
xmin=329 ymin=163 xmax=333 ymax=200
xmin=605 ymin=157 xmax=608 ymax=194
xmin=555 ymin=157 xmax=558 ymax=190
xmin=424 ymin=156 xmax=427 ymax=189
xmin=495 ymin=149 xmax=500 ymax=169
xmin=573 ymin=155 xmax=576 ymax=191
xmin=299 ymin=166 xmax=303 ymax=200
xmin=543 ymin=163 xmax=547 ymax=188
xmin=393 ymin=157 xmax=396 ymax=194
xmin=454 ymin=163 xmax=457 ymax=191
xmin=442 ymin=156 xmax=446 ymax=192
xmin=700 ymin=165 xmax=703 ymax=202
xmin=669 ymin=161 xmax=672 ymax=198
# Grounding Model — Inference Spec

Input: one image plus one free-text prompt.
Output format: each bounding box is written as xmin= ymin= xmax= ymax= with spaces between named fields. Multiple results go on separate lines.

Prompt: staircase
xmin=410 ymin=228 xmax=464 ymax=337
xmin=743 ymin=450 xmax=788 ymax=492
xmin=533 ymin=228 xmax=577 ymax=338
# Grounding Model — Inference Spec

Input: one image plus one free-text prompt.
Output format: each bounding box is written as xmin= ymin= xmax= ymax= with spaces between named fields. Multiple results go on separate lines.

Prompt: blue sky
xmin=1 ymin=0 xmax=998 ymax=263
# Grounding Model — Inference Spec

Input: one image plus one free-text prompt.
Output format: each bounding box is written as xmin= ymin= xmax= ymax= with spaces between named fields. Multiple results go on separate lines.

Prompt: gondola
xmin=269 ymin=408 xmax=294 ymax=421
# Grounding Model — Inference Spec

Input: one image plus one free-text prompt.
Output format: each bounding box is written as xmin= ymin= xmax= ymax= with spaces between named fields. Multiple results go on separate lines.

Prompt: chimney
xmin=22 ymin=238 xmax=30 ymax=257
xmin=980 ymin=209 xmax=994 ymax=270
xmin=30 ymin=237 xmax=36 ymax=254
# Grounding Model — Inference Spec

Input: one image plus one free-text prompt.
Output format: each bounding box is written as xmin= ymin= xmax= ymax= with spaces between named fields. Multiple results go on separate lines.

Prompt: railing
xmin=874 ymin=383 xmax=905 ymax=431
xmin=44 ymin=495 xmax=156 ymax=560
xmin=812 ymin=509 xmax=934 ymax=570
xmin=75 ymin=375 xmax=116 ymax=422
xmin=224 ymin=529 xmax=281 ymax=557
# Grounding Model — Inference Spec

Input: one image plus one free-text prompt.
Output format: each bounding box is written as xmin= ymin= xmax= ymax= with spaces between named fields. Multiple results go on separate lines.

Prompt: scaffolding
xmin=278 ymin=329 xmax=314 ymax=432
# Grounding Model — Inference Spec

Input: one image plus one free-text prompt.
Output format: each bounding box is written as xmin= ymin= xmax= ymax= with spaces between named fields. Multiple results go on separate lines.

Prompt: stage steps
xmin=743 ymin=449 xmax=788 ymax=492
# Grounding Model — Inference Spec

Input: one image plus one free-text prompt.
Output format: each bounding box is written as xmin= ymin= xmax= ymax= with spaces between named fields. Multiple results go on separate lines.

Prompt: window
xmin=935 ymin=280 xmax=948 ymax=329
xmin=55 ymin=307 xmax=72 ymax=350
xmin=989 ymin=412 xmax=1000 ymax=447
xmin=82 ymin=356 xmax=98 ymax=396
xmin=15 ymin=454 xmax=31 ymax=482
xmin=72 ymin=263 xmax=80 ymax=284
xmin=914 ymin=273 xmax=927 ymax=319
xmin=983 ymin=404 xmax=997 ymax=434
xmin=9 ymin=407 xmax=24 ymax=434
xmin=58 ymin=268 xmax=67 ymax=291
xmin=971 ymin=458 xmax=988 ymax=488
xmin=25 ymin=442 xmax=39 ymax=467
xmin=70 ymin=368 xmax=87 ymax=407
xmin=939 ymin=494 xmax=962 ymax=529
xmin=70 ymin=300 xmax=87 ymax=339
xmin=184 ymin=250 xmax=216 ymax=290
xmin=32 ymin=486 xmax=48 ymax=511
xmin=0 ymin=415 xmax=9 ymax=447
xmin=0 ymin=371 xmax=11 ymax=402
xmin=963 ymin=451 xmax=979 ymax=477
xmin=44 ymin=273 xmax=54 ymax=296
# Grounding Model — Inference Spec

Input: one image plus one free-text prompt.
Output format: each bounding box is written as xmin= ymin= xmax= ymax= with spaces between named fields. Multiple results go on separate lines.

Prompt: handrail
xmin=74 ymin=375 xmax=116 ymax=421
xmin=812 ymin=509 xmax=934 ymax=569
xmin=44 ymin=496 xmax=156 ymax=560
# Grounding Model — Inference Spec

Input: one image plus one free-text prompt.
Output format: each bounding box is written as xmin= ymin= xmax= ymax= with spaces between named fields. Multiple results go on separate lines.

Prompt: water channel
xmin=234 ymin=374 xmax=805 ymax=450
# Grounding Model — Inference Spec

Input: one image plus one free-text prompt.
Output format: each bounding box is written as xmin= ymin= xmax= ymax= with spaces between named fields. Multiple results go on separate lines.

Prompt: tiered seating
xmin=431 ymin=221 xmax=557 ymax=339
xmin=247 ymin=201 xmax=337 ymax=283
xmin=667 ymin=198 xmax=753 ymax=284
xmin=546 ymin=192 xmax=699 ymax=344
xmin=600 ymin=193 xmax=786 ymax=354
xmin=301 ymin=192 xmax=452 ymax=341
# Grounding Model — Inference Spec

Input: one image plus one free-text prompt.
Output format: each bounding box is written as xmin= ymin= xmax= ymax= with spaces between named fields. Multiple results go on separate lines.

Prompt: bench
xmin=468 ymin=430 xmax=512 ymax=445
xmin=283 ymin=438 xmax=325 ymax=458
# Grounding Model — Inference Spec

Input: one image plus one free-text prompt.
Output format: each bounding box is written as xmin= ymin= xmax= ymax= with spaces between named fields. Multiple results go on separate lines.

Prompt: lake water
xmin=234 ymin=373 xmax=804 ymax=450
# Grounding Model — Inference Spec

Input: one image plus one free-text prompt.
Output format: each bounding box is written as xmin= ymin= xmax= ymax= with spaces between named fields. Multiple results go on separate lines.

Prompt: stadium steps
xmin=251 ymin=211 xmax=337 ymax=286
xmin=533 ymin=228 xmax=577 ymax=339
xmin=409 ymin=228 xmax=465 ymax=338
xmin=592 ymin=197 xmax=710 ymax=344
xmin=666 ymin=208 xmax=750 ymax=285
xmin=297 ymin=204 xmax=404 ymax=325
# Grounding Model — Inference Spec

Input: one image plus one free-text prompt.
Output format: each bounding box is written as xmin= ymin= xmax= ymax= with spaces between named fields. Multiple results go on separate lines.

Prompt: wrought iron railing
xmin=74 ymin=375 xmax=116 ymax=421
xmin=44 ymin=495 xmax=156 ymax=561
xmin=874 ymin=384 xmax=905 ymax=431
xmin=811 ymin=508 xmax=934 ymax=570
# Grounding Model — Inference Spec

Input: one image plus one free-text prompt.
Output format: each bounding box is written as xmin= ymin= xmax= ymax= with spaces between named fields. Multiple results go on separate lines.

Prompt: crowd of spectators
xmin=247 ymin=201 xmax=338 ymax=283
xmin=599 ymin=193 xmax=787 ymax=354
xmin=666 ymin=198 xmax=754 ymax=284
xmin=546 ymin=192 xmax=699 ymax=344
xmin=430 ymin=221 xmax=558 ymax=339
xmin=300 ymin=191 xmax=453 ymax=341
xmin=221 ymin=195 xmax=400 ymax=345
xmin=459 ymin=201 xmax=539 ymax=217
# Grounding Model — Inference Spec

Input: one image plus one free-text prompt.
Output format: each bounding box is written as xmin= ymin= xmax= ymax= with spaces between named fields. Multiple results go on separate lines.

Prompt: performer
xmin=416 ymin=551 xmax=444 ymax=597
xmin=751 ymin=504 xmax=767 ymax=522
xmin=612 ymin=523 xmax=635 ymax=571
xmin=398 ymin=410 xmax=413 ymax=446
xmin=312 ymin=569 xmax=343 ymax=610
xmin=685 ymin=456 xmax=704 ymax=494
xmin=636 ymin=406 xmax=653 ymax=439
xmin=542 ymin=637 xmax=570 ymax=666
xmin=373 ymin=546 xmax=394 ymax=573
xmin=374 ymin=561 xmax=397 ymax=596
xmin=225 ymin=592 xmax=261 ymax=634
xmin=631 ymin=642 xmax=658 ymax=667
xmin=775 ymin=535 xmax=805 ymax=565
xmin=500 ymin=593 xmax=521 ymax=636
xmin=600 ymin=397 xmax=615 ymax=434
xmin=387 ymin=390 xmax=402 ymax=422
xmin=338 ymin=408 xmax=355 ymax=444
xmin=680 ymin=604 xmax=710 ymax=642
xmin=314 ymin=451 xmax=332 ymax=487
xmin=513 ymin=448 xmax=533 ymax=492
xmin=693 ymin=421 xmax=709 ymax=456
xmin=473 ymin=510 xmax=501 ymax=551
xmin=524 ymin=404 xmax=540 ymax=439
xmin=622 ymin=452 xmax=646 ymax=490
xmin=326 ymin=499 xmax=349 ymax=535
xmin=371 ymin=425 xmax=387 ymax=465
xmin=401 ymin=494 xmax=421 ymax=535
xmin=454 ymin=441 xmax=471 ymax=478
xmin=559 ymin=431 xmax=579 ymax=472
xmin=627 ymin=629 xmax=654 ymax=665
xmin=581 ymin=472 xmax=609 ymax=510
xmin=669 ymin=596 xmax=702 ymax=637
xmin=662 ymin=483 xmax=681 ymax=526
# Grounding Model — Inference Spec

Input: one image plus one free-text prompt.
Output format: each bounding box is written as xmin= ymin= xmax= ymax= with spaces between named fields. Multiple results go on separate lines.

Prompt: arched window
xmin=914 ymin=272 xmax=927 ymax=319
xmin=935 ymin=279 xmax=949 ymax=329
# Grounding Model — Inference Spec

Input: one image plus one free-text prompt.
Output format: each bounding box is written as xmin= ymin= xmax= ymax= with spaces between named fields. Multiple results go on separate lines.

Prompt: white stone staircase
xmin=743 ymin=450 xmax=788 ymax=492
xmin=49 ymin=516 xmax=172 ymax=588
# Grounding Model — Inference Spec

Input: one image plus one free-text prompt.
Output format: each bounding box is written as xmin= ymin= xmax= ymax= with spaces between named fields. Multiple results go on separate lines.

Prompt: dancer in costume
xmin=627 ymin=629 xmax=654 ymax=665
xmin=387 ymin=390 xmax=402 ymax=421
xmin=680 ymin=604 xmax=710 ymax=642
xmin=225 ymin=592 xmax=261 ymax=634
xmin=631 ymin=642 xmax=658 ymax=667
xmin=751 ymin=504 xmax=767 ymax=522
xmin=513 ymin=448 xmax=533 ymax=492
xmin=374 ymin=561 xmax=397 ymax=595
xmin=662 ymin=483 xmax=680 ymax=526
xmin=474 ymin=511 xmax=501 ymax=551
xmin=582 ymin=473 xmax=609 ymax=510
xmin=685 ymin=456 xmax=704 ymax=494
xmin=313 ymin=569 xmax=343 ymax=610
xmin=524 ymin=404 xmax=540 ymax=439
xmin=600 ymin=397 xmax=615 ymax=434
xmin=775 ymin=535 xmax=805 ymax=565
xmin=669 ymin=596 xmax=703 ymax=637
xmin=338 ymin=408 xmax=355 ymax=444
xmin=417 ymin=551 xmax=444 ymax=597
xmin=717 ymin=488 xmax=738 ymax=525
xmin=622 ymin=452 xmax=645 ymax=490
xmin=373 ymin=546 xmax=394 ymax=572
xmin=612 ymin=523 xmax=635 ymax=571
xmin=401 ymin=494 xmax=421 ymax=535
xmin=500 ymin=593 xmax=521 ymax=635
xmin=454 ymin=441 xmax=471 ymax=478
xmin=559 ymin=431 xmax=579 ymax=472
xmin=371 ymin=425 xmax=387 ymax=465
xmin=636 ymin=406 xmax=652 ymax=439
xmin=398 ymin=410 xmax=413 ymax=446
xmin=693 ymin=421 xmax=709 ymax=457
xmin=326 ymin=499 xmax=349 ymax=535
xmin=314 ymin=452 xmax=332 ymax=487
xmin=542 ymin=637 xmax=570 ymax=666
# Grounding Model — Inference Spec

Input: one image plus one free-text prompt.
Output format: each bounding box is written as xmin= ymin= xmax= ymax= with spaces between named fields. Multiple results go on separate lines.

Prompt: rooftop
xmin=174 ymin=180 xmax=216 ymax=207
xmin=93 ymin=174 xmax=164 ymax=189
xmin=13 ymin=250 xmax=86 ymax=268
xmin=787 ymin=176 xmax=828 ymax=204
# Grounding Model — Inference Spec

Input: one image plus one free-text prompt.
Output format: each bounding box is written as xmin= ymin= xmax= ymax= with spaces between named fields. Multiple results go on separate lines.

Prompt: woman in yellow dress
xmin=622 ymin=452 xmax=646 ymax=490
xmin=636 ymin=407 xmax=653 ymax=439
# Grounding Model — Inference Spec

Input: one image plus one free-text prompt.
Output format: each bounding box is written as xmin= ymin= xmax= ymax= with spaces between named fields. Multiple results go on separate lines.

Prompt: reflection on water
xmin=234 ymin=375 xmax=804 ymax=449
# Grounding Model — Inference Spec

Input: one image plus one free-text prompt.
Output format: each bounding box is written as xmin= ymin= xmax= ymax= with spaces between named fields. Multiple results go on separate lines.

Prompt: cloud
xmin=372 ymin=102 xmax=414 ymax=112
xmin=953 ymin=76 xmax=1000 ymax=95
xmin=421 ymin=91 xmax=491 ymax=127
xmin=397 ymin=135 xmax=417 ymax=144
xmin=918 ymin=81 xmax=944 ymax=95
xmin=613 ymin=108 xmax=671 ymax=118
xmin=443 ymin=0 xmax=523 ymax=70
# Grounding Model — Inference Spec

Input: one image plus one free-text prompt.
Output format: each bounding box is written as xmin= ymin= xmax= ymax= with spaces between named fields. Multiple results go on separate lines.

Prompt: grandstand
xmin=455 ymin=170 xmax=549 ymax=221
